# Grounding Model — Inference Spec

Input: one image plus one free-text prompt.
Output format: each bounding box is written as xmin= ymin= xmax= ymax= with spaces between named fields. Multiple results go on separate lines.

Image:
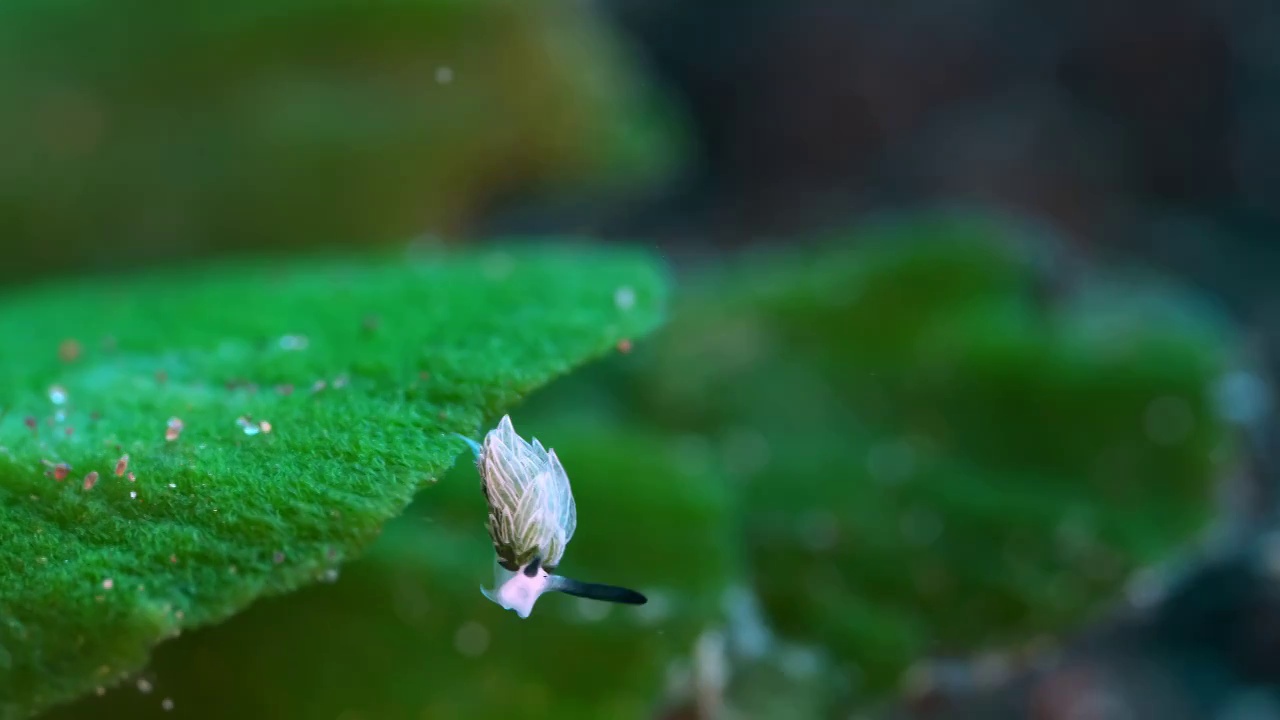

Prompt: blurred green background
xmin=4 ymin=1 xmax=1277 ymax=718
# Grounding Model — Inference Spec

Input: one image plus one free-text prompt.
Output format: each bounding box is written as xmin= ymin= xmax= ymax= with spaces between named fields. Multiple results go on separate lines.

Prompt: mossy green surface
xmin=0 ymin=244 xmax=667 ymax=718
xmin=0 ymin=0 xmax=685 ymax=282
xmin=585 ymin=214 xmax=1237 ymax=701
xmin=42 ymin=417 xmax=735 ymax=720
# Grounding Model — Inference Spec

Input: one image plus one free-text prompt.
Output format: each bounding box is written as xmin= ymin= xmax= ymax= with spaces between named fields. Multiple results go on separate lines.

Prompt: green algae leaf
xmin=0 ymin=244 xmax=667 ymax=718
xmin=43 ymin=416 xmax=737 ymax=720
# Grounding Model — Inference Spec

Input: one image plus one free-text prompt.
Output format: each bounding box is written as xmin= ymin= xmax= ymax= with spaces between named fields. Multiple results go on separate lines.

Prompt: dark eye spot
xmin=523 ymin=556 xmax=543 ymax=577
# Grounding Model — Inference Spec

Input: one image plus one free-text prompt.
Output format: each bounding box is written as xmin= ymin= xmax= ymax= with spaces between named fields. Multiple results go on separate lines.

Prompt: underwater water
xmin=2 ymin=3 xmax=1279 ymax=719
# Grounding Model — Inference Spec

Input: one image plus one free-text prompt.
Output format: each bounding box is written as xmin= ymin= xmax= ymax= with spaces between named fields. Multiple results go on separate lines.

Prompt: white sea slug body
xmin=457 ymin=415 xmax=646 ymax=618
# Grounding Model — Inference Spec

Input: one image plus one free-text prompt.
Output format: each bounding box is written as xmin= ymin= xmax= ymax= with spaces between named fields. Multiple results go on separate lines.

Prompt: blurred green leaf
xmin=581 ymin=213 xmax=1239 ymax=699
xmin=0 ymin=0 xmax=685 ymax=282
xmin=0 ymin=244 xmax=667 ymax=718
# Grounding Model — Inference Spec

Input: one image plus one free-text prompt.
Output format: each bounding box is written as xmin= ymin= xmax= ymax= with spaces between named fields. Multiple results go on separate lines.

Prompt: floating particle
xmin=617 ymin=338 xmax=633 ymax=354
xmin=273 ymin=551 xmax=286 ymax=564
xmin=174 ymin=610 xmax=184 ymax=621
xmin=52 ymin=463 xmax=71 ymax=481
xmin=64 ymin=427 xmax=74 ymax=437
xmin=59 ymin=339 xmax=82 ymax=363
xmin=136 ymin=677 xmax=153 ymax=694
xmin=128 ymin=472 xmax=136 ymax=482
xmin=275 ymin=384 xmax=294 ymax=396
xmin=54 ymin=410 xmax=66 ymax=423
xmin=168 ymin=483 xmax=176 ymax=488
xmin=165 ymin=417 xmax=183 ymax=441
xmin=23 ymin=416 xmax=36 ymax=434
xmin=102 ymin=578 xmax=114 ymax=590
xmin=333 ymin=374 xmax=349 ymax=389
xmin=258 ymin=420 xmax=272 ymax=434
xmin=95 ymin=687 xmax=105 ymax=696
xmin=115 ymin=454 xmax=129 ymax=477
xmin=435 ymin=65 xmax=454 ymax=84
xmin=614 ymin=285 xmax=636 ymax=311
xmin=311 ymin=379 xmax=327 ymax=393
xmin=161 ymin=698 xmax=174 ymax=711
xmin=169 ymin=555 xmax=178 ymax=564
xmin=320 ymin=568 xmax=340 ymax=583
xmin=129 ymin=491 xmax=137 ymax=499
xmin=48 ymin=385 xmax=68 ymax=405
xmin=278 ymin=334 xmax=309 ymax=351
xmin=236 ymin=416 xmax=260 ymax=436
xmin=83 ymin=471 xmax=99 ymax=490
xmin=155 ymin=370 xmax=168 ymax=385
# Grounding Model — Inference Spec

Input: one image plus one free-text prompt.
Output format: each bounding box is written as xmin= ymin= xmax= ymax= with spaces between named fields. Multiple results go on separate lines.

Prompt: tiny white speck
xmin=161 ymin=697 xmax=174 ymax=711
xmin=278 ymin=334 xmax=309 ymax=351
xmin=49 ymin=385 xmax=68 ymax=405
xmin=136 ymin=677 xmax=153 ymax=694
xmin=435 ymin=66 xmax=454 ymax=84
xmin=614 ymin=286 xmax=636 ymax=311
xmin=237 ymin=416 xmax=260 ymax=436
xmin=129 ymin=491 xmax=137 ymax=499
xmin=102 ymin=578 xmax=113 ymax=590
xmin=168 ymin=483 xmax=176 ymax=488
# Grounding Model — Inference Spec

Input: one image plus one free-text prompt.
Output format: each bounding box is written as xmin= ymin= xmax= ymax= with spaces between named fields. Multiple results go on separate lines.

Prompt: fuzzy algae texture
xmin=0 ymin=245 xmax=668 ymax=718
